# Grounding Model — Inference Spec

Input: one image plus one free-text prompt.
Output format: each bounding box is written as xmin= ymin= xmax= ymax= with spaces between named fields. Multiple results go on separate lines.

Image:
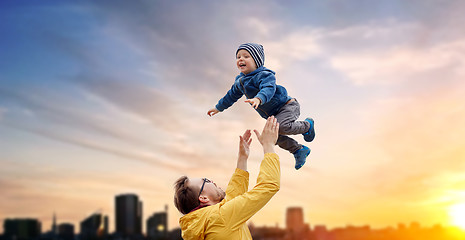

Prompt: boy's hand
xmin=244 ymin=97 xmax=261 ymax=109
xmin=254 ymin=116 xmax=279 ymax=154
xmin=207 ymin=108 xmax=220 ymax=117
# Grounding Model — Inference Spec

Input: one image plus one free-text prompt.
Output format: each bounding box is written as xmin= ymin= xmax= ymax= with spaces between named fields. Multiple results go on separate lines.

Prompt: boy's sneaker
xmin=302 ymin=118 xmax=315 ymax=142
xmin=294 ymin=145 xmax=310 ymax=170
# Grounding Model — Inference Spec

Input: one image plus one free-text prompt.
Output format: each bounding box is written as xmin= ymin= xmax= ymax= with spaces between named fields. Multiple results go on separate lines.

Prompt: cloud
xmin=0 ymin=77 xmax=265 ymax=175
xmin=329 ymin=38 xmax=465 ymax=85
xmin=349 ymin=77 xmax=465 ymax=210
xmin=268 ymin=17 xmax=456 ymax=86
xmin=0 ymin=107 xmax=6 ymax=120
xmin=261 ymin=28 xmax=322 ymax=72
xmin=0 ymin=86 xmax=190 ymax=172
xmin=83 ymin=1 xmax=241 ymax=85
xmin=9 ymin=0 xmax=283 ymax=174
xmin=250 ymin=17 xmax=465 ymax=86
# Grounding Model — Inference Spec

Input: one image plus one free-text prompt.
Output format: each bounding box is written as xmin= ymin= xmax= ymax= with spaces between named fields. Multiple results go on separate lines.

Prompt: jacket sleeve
xmin=219 ymin=153 xmax=280 ymax=230
xmin=254 ymin=72 xmax=277 ymax=105
xmin=224 ymin=168 xmax=249 ymax=202
xmin=216 ymin=82 xmax=244 ymax=112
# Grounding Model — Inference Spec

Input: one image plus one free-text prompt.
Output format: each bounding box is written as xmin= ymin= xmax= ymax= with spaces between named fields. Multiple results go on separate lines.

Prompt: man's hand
xmin=207 ymin=108 xmax=220 ymax=117
xmin=237 ymin=129 xmax=252 ymax=171
xmin=254 ymin=116 xmax=279 ymax=154
xmin=244 ymin=97 xmax=261 ymax=109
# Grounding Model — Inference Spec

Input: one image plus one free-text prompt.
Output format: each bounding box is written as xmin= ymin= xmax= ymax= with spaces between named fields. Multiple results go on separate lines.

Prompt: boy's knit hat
xmin=236 ymin=43 xmax=265 ymax=68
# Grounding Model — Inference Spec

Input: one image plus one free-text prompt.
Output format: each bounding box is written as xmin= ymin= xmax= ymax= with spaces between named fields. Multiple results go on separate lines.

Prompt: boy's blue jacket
xmin=216 ymin=66 xmax=292 ymax=119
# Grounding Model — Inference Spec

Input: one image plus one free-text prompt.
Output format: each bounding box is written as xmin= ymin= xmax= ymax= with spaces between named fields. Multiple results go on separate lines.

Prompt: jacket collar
xmin=239 ymin=66 xmax=269 ymax=77
xmin=188 ymin=204 xmax=209 ymax=213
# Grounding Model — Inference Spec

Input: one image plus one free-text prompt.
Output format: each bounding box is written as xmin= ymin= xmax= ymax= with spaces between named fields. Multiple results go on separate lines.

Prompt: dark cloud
xmin=0 ymin=84 xmax=159 ymax=147
xmin=85 ymin=1 xmax=240 ymax=89
xmin=4 ymin=121 xmax=192 ymax=172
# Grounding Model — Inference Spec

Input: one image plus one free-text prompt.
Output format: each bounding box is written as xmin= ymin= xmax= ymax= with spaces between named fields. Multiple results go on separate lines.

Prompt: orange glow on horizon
xmin=449 ymin=203 xmax=465 ymax=230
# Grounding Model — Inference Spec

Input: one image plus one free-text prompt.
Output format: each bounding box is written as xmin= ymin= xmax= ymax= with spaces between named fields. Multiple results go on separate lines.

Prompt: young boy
xmin=207 ymin=43 xmax=315 ymax=170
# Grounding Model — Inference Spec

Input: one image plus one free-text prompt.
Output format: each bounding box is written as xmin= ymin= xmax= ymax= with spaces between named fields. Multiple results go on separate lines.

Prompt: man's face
xmin=189 ymin=177 xmax=226 ymax=204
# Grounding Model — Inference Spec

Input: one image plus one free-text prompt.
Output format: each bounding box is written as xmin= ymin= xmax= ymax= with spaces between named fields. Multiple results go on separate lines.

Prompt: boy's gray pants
xmin=274 ymin=99 xmax=310 ymax=154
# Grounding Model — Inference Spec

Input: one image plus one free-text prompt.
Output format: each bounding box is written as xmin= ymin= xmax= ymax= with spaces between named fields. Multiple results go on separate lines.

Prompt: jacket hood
xmin=179 ymin=208 xmax=208 ymax=240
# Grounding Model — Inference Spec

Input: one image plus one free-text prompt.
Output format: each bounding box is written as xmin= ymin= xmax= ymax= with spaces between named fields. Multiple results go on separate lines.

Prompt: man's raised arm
xmin=224 ymin=129 xmax=252 ymax=201
xmin=220 ymin=116 xmax=281 ymax=229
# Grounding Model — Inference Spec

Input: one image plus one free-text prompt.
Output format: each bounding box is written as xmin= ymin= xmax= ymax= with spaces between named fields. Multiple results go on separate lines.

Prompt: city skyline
xmin=3 ymin=203 xmax=465 ymax=240
xmin=1 ymin=0 xmax=465 ymax=232
xmin=1 ymin=193 xmax=463 ymax=235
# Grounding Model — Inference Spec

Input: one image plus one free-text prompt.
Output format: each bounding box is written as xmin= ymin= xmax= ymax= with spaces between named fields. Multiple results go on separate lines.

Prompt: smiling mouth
xmin=239 ymin=63 xmax=246 ymax=67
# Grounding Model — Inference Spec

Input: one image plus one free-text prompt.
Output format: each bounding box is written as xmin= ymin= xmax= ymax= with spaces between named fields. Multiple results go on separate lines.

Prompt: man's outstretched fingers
xmin=266 ymin=116 xmax=273 ymax=128
xmin=269 ymin=116 xmax=277 ymax=129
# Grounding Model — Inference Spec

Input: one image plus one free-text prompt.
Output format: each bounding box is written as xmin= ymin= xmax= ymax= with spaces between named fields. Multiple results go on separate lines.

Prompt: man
xmin=174 ymin=116 xmax=281 ymax=239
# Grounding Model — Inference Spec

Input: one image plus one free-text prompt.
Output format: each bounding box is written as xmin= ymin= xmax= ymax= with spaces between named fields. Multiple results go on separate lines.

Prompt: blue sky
xmin=1 ymin=0 xmax=465 ymax=233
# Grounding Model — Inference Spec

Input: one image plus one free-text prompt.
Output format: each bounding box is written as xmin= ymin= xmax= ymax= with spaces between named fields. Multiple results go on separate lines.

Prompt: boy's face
xmin=236 ymin=49 xmax=257 ymax=75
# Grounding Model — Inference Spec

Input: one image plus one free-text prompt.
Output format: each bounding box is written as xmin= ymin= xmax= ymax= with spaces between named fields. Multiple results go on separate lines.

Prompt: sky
xmin=1 ymin=0 xmax=465 ymax=234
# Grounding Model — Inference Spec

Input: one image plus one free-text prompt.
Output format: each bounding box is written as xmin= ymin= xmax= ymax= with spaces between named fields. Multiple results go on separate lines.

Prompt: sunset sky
xmin=1 ymin=0 xmax=465 ymax=233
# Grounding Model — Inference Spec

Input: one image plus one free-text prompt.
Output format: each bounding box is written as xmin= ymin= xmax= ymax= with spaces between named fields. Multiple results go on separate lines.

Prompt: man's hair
xmin=174 ymin=176 xmax=200 ymax=215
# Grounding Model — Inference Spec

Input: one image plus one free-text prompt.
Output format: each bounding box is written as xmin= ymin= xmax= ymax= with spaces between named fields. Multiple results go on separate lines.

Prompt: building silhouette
xmin=249 ymin=223 xmax=286 ymax=240
xmin=2 ymin=204 xmax=465 ymax=240
xmin=51 ymin=213 xmax=57 ymax=236
xmin=40 ymin=213 xmax=60 ymax=240
xmin=313 ymin=225 xmax=329 ymax=240
xmin=166 ymin=228 xmax=182 ymax=240
xmin=284 ymin=207 xmax=312 ymax=240
xmin=248 ymin=206 xmax=465 ymax=240
xmin=146 ymin=205 xmax=168 ymax=240
xmin=80 ymin=213 xmax=109 ymax=240
xmin=115 ymin=194 xmax=143 ymax=239
xmin=286 ymin=207 xmax=305 ymax=233
xmin=3 ymin=218 xmax=41 ymax=240
xmin=57 ymin=223 xmax=74 ymax=240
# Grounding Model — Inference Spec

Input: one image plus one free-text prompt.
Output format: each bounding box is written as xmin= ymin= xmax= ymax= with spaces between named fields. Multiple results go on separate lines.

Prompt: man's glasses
xmin=198 ymin=178 xmax=212 ymax=197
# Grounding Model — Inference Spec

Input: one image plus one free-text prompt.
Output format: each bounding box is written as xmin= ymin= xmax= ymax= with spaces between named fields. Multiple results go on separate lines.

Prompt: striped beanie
xmin=236 ymin=43 xmax=265 ymax=68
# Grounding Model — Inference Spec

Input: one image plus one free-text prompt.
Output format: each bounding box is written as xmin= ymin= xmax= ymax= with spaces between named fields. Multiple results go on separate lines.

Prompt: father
xmin=174 ymin=116 xmax=281 ymax=239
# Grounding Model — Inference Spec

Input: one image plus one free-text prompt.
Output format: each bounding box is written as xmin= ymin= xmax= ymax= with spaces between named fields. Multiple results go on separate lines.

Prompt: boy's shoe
xmin=302 ymin=118 xmax=315 ymax=142
xmin=294 ymin=145 xmax=310 ymax=170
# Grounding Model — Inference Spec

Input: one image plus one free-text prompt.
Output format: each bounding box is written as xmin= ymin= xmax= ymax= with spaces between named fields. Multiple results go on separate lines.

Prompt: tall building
xmin=80 ymin=213 xmax=109 ymax=240
xmin=285 ymin=207 xmax=312 ymax=240
xmin=40 ymin=213 xmax=58 ymax=239
xmin=147 ymin=205 xmax=168 ymax=240
xmin=115 ymin=193 xmax=143 ymax=237
xmin=3 ymin=218 xmax=41 ymax=240
xmin=52 ymin=212 xmax=57 ymax=235
xmin=286 ymin=207 xmax=305 ymax=233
